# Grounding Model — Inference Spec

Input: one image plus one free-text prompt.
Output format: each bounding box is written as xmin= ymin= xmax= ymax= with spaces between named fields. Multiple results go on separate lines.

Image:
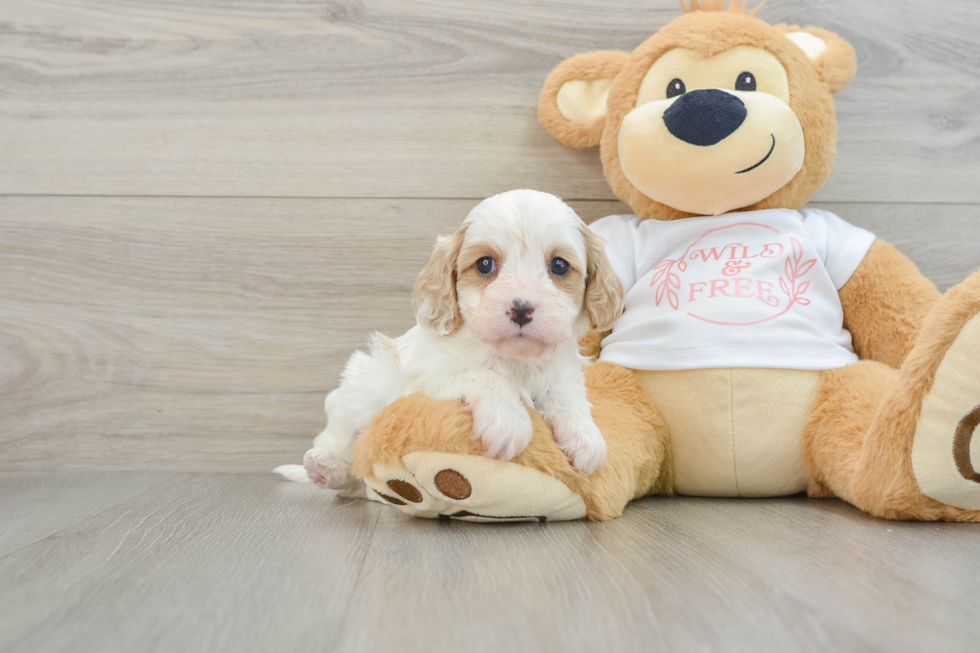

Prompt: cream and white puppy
xmin=274 ymin=189 xmax=624 ymax=495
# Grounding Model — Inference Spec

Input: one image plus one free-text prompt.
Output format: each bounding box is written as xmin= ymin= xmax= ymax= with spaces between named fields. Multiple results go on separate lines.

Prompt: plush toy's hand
xmin=352 ymin=362 xmax=672 ymax=522
xmin=352 ymin=394 xmax=590 ymax=522
xmin=466 ymin=391 xmax=534 ymax=461
xmin=364 ymin=452 xmax=589 ymax=522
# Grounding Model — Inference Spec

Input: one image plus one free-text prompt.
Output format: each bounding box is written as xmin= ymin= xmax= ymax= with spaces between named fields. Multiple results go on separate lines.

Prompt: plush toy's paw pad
xmin=303 ymin=448 xmax=354 ymax=489
xmin=365 ymin=453 xmax=587 ymax=522
xmin=912 ymin=313 xmax=980 ymax=509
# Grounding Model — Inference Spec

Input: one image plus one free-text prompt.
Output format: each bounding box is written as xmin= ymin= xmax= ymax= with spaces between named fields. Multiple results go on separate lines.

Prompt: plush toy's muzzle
xmin=618 ymin=81 xmax=806 ymax=216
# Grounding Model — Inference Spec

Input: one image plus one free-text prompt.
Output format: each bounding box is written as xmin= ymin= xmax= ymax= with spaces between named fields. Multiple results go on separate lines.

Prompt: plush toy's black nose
xmin=663 ymin=89 xmax=747 ymax=147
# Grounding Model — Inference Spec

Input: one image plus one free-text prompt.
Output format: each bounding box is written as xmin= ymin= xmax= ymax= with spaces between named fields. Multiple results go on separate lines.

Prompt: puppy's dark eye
xmin=550 ymin=257 xmax=570 ymax=276
xmin=476 ymin=257 xmax=496 ymax=275
xmin=666 ymin=78 xmax=686 ymax=99
xmin=736 ymin=72 xmax=757 ymax=92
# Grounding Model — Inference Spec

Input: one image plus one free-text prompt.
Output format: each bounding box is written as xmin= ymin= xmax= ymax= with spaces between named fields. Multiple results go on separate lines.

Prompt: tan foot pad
xmin=364 ymin=453 xmax=587 ymax=523
xmin=913 ymin=314 xmax=980 ymax=509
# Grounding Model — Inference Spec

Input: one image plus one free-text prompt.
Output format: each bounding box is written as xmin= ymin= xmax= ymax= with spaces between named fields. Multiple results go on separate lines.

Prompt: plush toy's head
xmin=538 ymin=0 xmax=857 ymax=220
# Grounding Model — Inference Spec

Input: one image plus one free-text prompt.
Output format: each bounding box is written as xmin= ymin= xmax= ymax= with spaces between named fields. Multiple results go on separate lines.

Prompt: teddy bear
xmin=349 ymin=0 xmax=980 ymax=522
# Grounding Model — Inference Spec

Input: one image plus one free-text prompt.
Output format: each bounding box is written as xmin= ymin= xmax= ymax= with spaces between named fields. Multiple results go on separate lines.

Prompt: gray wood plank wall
xmin=2 ymin=0 xmax=979 ymax=472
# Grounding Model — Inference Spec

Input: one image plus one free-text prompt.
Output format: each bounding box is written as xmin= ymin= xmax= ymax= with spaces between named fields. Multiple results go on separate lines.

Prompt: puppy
xmin=274 ymin=189 xmax=624 ymax=495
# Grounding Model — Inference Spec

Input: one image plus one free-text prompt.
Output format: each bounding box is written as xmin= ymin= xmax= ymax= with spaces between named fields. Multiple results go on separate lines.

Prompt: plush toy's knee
xmin=804 ymin=270 xmax=980 ymax=521
xmin=803 ymin=361 xmax=900 ymax=507
xmin=352 ymin=362 xmax=670 ymax=521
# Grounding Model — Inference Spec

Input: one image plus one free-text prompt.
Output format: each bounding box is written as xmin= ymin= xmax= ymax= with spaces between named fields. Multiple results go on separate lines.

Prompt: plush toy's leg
xmin=352 ymin=362 xmax=671 ymax=522
xmin=805 ymin=271 xmax=980 ymax=520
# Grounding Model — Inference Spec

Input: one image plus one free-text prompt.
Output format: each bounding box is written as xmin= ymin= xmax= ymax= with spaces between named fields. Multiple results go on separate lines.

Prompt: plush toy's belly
xmin=634 ymin=368 xmax=821 ymax=497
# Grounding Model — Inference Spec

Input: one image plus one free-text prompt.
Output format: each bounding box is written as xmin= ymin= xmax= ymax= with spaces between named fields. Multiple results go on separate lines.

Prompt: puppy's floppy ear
xmin=539 ymin=51 xmax=630 ymax=148
xmin=582 ymin=226 xmax=625 ymax=332
xmin=413 ymin=226 xmax=466 ymax=335
xmin=777 ymin=25 xmax=857 ymax=94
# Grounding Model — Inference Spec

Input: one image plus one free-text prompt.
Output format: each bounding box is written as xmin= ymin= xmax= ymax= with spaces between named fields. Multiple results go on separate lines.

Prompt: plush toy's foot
xmin=366 ymin=452 xmax=587 ymax=522
xmin=911 ymin=309 xmax=980 ymax=510
xmin=807 ymin=271 xmax=980 ymax=520
xmin=353 ymin=362 xmax=671 ymax=522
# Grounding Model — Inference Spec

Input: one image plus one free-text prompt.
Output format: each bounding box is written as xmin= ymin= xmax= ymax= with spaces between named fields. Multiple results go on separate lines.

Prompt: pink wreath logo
xmin=649 ymin=223 xmax=817 ymax=326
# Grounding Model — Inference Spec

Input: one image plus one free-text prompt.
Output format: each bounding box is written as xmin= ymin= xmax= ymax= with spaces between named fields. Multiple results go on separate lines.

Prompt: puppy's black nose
xmin=663 ymin=89 xmax=747 ymax=147
xmin=509 ymin=300 xmax=534 ymax=326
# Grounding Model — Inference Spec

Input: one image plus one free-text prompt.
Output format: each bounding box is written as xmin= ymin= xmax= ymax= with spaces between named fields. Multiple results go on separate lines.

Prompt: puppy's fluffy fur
xmin=274 ymin=190 xmax=625 ymax=494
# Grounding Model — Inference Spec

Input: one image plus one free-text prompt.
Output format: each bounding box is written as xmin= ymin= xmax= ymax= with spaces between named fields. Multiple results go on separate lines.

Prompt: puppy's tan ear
xmin=583 ymin=227 xmax=625 ymax=332
xmin=777 ymin=25 xmax=857 ymax=94
xmin=539 ymin=51 xmax=630 ymax=148
xmin=413 ymin=227 xmax=466 ymax=335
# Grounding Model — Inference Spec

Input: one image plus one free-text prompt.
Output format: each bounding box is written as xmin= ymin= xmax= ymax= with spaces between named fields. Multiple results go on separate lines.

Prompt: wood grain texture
xmin=0 ymin=472 xmax=163 ymax=557
xmin=1 ymin=0 xmax=980 ymax=202
xmin=2 ymin=473 xmax=980 ymax=653
xmin=1 ymin=197 xmax=977 ymax=473
xmin=0 ymin=473 xmax=381 ymax=653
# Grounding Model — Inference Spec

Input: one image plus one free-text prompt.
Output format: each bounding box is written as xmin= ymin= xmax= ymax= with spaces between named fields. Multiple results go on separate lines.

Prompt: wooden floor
xmin=3 ymin=0 xmax=980 ymax=651
xmin=0 ymin=472 xmax=978 ymax=653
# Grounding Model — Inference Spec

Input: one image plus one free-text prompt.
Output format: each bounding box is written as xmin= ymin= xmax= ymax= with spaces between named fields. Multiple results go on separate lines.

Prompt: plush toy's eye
xmin=736 ymin=72 xmax=757 ymax=92
xmin=666 ymin=78 xmax=686 ymax=99
xmin=476 ymin=257 xmax=496 ymax=276
xmin=549 ymin=257 xmax=570 ymax=276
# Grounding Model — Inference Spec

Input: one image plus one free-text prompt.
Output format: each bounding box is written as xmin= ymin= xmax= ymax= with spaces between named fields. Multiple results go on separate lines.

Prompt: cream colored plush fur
xmin=636 ymin=368 xmax=819 ymax=497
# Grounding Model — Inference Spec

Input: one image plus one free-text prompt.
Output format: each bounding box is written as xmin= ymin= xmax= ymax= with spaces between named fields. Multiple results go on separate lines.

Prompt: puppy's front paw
xmin=303 ymin=448 xmax=354 ymax=489
xmin=467 ymin=394 xmax=533 ymax=461
xmin=553 ymin=417 xmax=607 ymax=475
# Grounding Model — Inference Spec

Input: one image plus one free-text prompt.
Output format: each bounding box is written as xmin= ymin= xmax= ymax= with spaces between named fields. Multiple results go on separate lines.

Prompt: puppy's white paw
xmin=467 ymin=393 xmax=533 ymax=461
xmin=303 ymin=448 xmax=355 ymax=489
xmin=553 ymin=417 xmax=607 ymax=475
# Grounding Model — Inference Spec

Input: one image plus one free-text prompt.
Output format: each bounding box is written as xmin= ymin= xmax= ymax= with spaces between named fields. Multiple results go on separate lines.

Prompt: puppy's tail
xmin=272 ymin=464 xmax=312 ymax=483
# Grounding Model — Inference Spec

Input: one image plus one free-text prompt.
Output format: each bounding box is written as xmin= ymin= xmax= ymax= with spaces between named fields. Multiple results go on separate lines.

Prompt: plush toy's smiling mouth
xmin=736 ymin=134 xmax=776 ymax=175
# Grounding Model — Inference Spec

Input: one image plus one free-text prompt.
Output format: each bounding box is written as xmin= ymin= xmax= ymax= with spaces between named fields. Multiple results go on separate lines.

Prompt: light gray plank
xmin=336 ymin=501 xmax=870 ymax=653
xmin=632 ymin=496 xmax=980 ymax=652
xmin=4 ymin=473 xmax=980 ymax=653
xmin=0 ymin=472 xmax=165 ymax=557
xmin=1 ymin=0 xmax=979 ymax=202
xmin=0 ymin=473 xmax=380 ymax=653
xmin=1 ymin=197 xmax=976 ymax=472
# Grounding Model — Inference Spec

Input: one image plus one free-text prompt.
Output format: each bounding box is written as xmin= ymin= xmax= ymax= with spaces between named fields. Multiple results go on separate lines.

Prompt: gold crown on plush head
xmin=677 ymin=0 xmax=766 ymax=15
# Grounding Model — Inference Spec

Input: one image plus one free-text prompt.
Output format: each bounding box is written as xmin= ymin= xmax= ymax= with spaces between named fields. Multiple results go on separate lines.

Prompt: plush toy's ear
xmin=539 ymin=51 xmax=630 ymax=148
xmin=778 ymin=25 xmax=857 ymax=94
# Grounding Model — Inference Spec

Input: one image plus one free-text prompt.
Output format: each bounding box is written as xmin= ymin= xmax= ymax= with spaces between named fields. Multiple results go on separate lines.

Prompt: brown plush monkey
xmin=352 ymin=1 xmax=980 ymax=522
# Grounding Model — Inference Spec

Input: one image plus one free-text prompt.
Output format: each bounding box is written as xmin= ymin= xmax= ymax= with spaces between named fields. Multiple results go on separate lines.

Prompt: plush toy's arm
xmin=839 ymin=240 xmax=941 ymax=368
xmin=353 ymin=362 xmax=672 ymax=521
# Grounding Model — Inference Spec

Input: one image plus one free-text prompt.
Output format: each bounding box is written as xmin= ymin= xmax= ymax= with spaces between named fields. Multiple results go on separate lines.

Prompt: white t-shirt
xmin=590 ymin=208 xmax=876 ymax=371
